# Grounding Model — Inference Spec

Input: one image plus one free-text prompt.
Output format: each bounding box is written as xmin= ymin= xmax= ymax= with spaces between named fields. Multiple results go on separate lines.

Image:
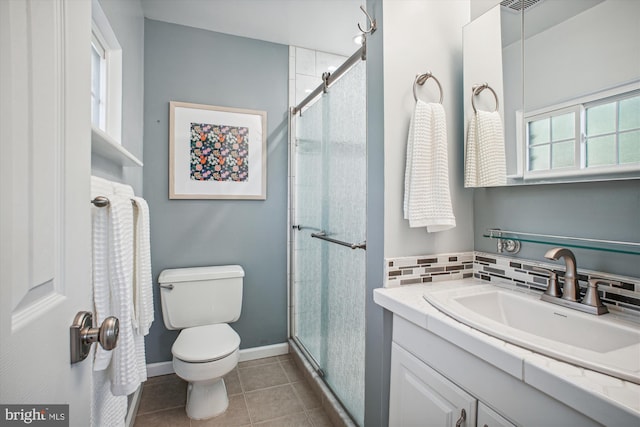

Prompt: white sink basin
xmin=424 ymin=284 xmax=640 ymax=384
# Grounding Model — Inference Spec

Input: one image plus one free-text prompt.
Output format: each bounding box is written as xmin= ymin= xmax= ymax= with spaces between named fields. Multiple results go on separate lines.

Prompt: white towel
xmin=90 ymin=177 xmax=127 ymax=427
xmin=132 ymin=197 xmax=154 ymax=336
xmin=132 ymin=197 xmax=153 ymax=383
xmin=91 ymin=177 xmax=115 ymax=371
xmin=464 ymin=110 xmax=507 ymax=187
xmin=403 ymin=101 xmax=456 ymax=232
xmin=107 ymin=193 xmax=143 ymax=396
xmin=91 ymin=370 xmax=126 ymax=427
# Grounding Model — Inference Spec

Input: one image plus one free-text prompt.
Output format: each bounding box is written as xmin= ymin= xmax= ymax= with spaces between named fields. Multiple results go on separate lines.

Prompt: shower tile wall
xmin=289 ymin=46 xmax=347 ymax=106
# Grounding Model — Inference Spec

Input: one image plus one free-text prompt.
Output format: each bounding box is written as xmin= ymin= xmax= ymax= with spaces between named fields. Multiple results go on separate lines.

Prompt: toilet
xmin=158 ymin=265 xmax=244 ymax=420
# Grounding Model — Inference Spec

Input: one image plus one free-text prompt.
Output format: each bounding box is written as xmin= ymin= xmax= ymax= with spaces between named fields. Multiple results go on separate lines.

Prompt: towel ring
xmin=413 ymin=72 xmax=444 ymax=104
xmin=471 ymin=83 xmax=499 ymax=113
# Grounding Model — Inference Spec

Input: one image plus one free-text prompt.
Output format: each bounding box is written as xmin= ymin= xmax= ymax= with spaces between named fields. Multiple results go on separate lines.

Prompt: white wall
xmin=524 ymin=0 xmax=640 ymax=111
xmin=383 ymin=0 xmax=474 ymax=257
xmin=471 ymin=0 xmax=500 ymax=19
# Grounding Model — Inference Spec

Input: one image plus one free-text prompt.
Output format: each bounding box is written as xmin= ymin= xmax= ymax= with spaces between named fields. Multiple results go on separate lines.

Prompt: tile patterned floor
xmin=134 ymin=354 xmax=335 ymax=427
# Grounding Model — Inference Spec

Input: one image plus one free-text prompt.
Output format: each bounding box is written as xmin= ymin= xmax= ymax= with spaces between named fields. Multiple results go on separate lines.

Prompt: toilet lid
xmin=172 ymin=324 xmax=240 ymax=363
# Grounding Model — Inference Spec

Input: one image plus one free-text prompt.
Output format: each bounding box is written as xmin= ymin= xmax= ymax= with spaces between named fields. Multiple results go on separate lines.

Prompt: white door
xmin=0 ymin=0 xmax=93 ymax=425
xmin=389 ymin=343 xmax=477 ymax=427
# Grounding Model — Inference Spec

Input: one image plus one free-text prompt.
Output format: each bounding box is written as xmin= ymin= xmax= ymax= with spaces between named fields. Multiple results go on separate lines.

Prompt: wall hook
xmin=357 ymin=5 xmax=377 ymax=35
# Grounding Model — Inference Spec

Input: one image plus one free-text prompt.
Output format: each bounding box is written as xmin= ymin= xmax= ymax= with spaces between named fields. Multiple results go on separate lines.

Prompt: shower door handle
xmin=310 ymin=231 xmax=366 ymax=250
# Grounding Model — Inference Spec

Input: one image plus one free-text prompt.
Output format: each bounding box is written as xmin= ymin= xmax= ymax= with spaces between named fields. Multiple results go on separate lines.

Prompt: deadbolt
xmin=70 ymin=311 xmax=119 ymax=364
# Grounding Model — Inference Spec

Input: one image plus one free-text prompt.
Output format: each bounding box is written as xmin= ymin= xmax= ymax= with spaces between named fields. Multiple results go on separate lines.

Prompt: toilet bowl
xmin=159 ymin=266 xmax=244 ymax=420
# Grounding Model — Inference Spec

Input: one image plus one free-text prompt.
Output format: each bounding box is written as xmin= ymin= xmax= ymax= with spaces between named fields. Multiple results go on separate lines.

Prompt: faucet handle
xmin=582 ymin=279 xmax=609 ymax=314
xmin=533 ymin=266 xmax=561 ymax=298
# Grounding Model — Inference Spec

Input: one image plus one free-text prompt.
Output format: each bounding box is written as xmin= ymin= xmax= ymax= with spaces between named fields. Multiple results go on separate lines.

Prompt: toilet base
xmin=185 ymin=378 xmax=229 ymax=420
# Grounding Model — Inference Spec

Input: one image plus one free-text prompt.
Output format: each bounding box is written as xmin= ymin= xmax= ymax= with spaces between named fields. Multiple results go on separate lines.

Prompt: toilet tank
xmin=158 ymin=265 xmax=244 ymax=330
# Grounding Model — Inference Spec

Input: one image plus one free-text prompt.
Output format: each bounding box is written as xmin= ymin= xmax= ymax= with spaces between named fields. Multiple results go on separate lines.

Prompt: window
xmin=524 ymin=87 xmax=640 ymax=179
xmin=91 ymin=0 xmax=122 ymax=143
xmin=527 ymin=106 xmax=580 ymax=172
xmin=91 ymin=32 xmax=107 ymax=130
xmin=585 ymin=95 xmax=640 ymax=167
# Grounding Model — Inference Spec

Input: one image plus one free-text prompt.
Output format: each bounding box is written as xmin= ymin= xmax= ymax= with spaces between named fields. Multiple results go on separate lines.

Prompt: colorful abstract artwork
xmin=170 ymin=101 xmax=266 ymax=200
xmin=189 ymin=123 xmax=249 ymax=182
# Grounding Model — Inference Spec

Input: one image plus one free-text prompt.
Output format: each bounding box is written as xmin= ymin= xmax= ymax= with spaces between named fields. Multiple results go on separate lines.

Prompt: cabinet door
xmin=477 ymin=402 xmax=516 ymax=427
xmin=390 ymin=343 xmax=477 ymax=427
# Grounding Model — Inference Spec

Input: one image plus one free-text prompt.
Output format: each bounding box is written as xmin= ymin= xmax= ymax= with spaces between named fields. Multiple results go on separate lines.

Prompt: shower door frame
xmin=287 ymin=49 xmax=367 ymax=426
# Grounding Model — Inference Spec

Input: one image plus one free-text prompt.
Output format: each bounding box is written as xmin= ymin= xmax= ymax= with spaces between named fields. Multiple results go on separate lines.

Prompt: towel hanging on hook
xmin=413 ymin=72 xmax=444 ymax=104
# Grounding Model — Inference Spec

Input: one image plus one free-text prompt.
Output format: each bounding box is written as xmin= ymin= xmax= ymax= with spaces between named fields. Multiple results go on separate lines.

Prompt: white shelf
xmin=91 ymin=126 xmax=143 ymax=167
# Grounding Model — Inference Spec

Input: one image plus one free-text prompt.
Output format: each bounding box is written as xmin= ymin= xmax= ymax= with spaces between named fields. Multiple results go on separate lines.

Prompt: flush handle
xmin=70 ymin=311 xmax=119 ymax=364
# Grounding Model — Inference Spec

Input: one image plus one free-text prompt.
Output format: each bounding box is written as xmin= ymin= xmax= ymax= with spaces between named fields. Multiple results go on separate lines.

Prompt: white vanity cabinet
xmin=390 ymin=343 xmax=477 ymax=426
xmin=389 ymin=314 xmax=602 ymax=427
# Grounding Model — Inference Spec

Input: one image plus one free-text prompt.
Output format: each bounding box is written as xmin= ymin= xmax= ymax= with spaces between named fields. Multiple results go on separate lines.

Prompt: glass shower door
xmin=293 ymin=61 xmax=366 ymax=425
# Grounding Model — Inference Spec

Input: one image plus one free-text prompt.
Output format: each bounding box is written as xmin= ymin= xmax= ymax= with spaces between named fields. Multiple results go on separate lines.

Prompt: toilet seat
xmin=172 ymin=324 xmax=240 ymax=363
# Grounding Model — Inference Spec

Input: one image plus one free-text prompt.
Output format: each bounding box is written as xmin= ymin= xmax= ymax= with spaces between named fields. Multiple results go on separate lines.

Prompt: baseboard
xmin=238 ymin=342 xmax=289 ymax=362
xmin=146 ymin=342 xmax=289 ymax=377
xmin=146 ymin=361 xmax=175 ymax=377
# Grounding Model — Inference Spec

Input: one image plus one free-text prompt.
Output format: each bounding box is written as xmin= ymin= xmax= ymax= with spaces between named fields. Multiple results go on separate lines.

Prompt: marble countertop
xmin=374 ymin=279 xmax=640 ymax=425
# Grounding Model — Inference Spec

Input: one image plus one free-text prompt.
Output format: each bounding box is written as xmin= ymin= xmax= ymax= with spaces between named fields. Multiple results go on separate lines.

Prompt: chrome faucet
xmin=544 ymin=247 xmax=579 ymax=301
xmin=541 ymin=247 xmax=608 ymax=315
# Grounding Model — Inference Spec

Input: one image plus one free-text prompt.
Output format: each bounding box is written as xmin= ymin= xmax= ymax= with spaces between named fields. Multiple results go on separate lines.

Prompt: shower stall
xmin=289 ymin=50 xmax=367 ymax=426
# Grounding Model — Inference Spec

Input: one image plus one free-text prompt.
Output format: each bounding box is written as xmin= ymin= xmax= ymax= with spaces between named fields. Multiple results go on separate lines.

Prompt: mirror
xmin=463 ymin=0 xmax=640 ymax=187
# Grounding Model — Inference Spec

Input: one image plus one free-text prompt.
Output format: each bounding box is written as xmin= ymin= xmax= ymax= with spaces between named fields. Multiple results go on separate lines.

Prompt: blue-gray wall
xmin=474 ymin=180 xmax=640 ymax=278
xmin=365 ymin=1 xmax=391 ymax=426
xmin=91 ymin=0 xmax=144 ymax=194
xmin=143 ymin=19 xmax=289 ymax=363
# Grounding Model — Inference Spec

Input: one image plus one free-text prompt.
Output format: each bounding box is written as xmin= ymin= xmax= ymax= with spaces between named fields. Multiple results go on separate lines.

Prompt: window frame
xmin=91 ymin=0 xmax=122 ymax=144
xmin=522 ymin=82 xmax=640 ymax=181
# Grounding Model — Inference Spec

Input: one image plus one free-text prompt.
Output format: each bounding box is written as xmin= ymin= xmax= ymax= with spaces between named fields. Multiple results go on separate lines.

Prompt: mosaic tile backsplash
xmin=384 ymin=251 xmax=640 ymax=318
xmin=385 ymin=252 xmax=475 ymax=286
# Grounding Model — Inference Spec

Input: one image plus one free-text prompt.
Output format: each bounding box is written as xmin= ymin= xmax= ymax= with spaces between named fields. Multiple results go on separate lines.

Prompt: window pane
xmin=551 ymin=141 xmax=574 ymax=169
xmin=586 ymin=102 xmax=616 ymax=136
xmin=529 ymin=118 xmax=550 ymax=145
xmin=551 ymin=112 xmax=575 ymax=141
xmin=91 ymin=46 xmax=101 ymax=127
xmin=586 ymin=135 xmax=616 ymax=166
xmin=619 ymin=96 xmax=640 ymax=132
xmin=529 ymin=145 xmax=550 ymax=171
xmin=619 ymin=130 xmax=640 ymax=164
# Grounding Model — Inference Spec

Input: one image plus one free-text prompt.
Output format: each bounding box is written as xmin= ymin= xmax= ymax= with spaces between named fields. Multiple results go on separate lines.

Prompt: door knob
xmin=70 ymin=311 xmax=119 ymax=364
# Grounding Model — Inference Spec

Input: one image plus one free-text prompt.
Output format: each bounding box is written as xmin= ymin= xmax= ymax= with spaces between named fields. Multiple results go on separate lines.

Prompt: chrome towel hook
xmin=471 ymin=83 xmax=499 ymax=113
xmin=357 ymin=5 xmax=377 ymax=35
xmin=413 ymin=72 xmax=444 ymax=104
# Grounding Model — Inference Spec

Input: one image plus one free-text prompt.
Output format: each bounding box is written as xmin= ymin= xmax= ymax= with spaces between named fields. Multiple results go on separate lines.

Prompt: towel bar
xmin=91 ymin=196 xmax=136 ymax=207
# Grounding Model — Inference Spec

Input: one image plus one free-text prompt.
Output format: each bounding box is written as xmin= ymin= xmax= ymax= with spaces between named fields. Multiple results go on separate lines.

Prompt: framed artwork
xmin=169 ymin=101 xmax=267 ymax=199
